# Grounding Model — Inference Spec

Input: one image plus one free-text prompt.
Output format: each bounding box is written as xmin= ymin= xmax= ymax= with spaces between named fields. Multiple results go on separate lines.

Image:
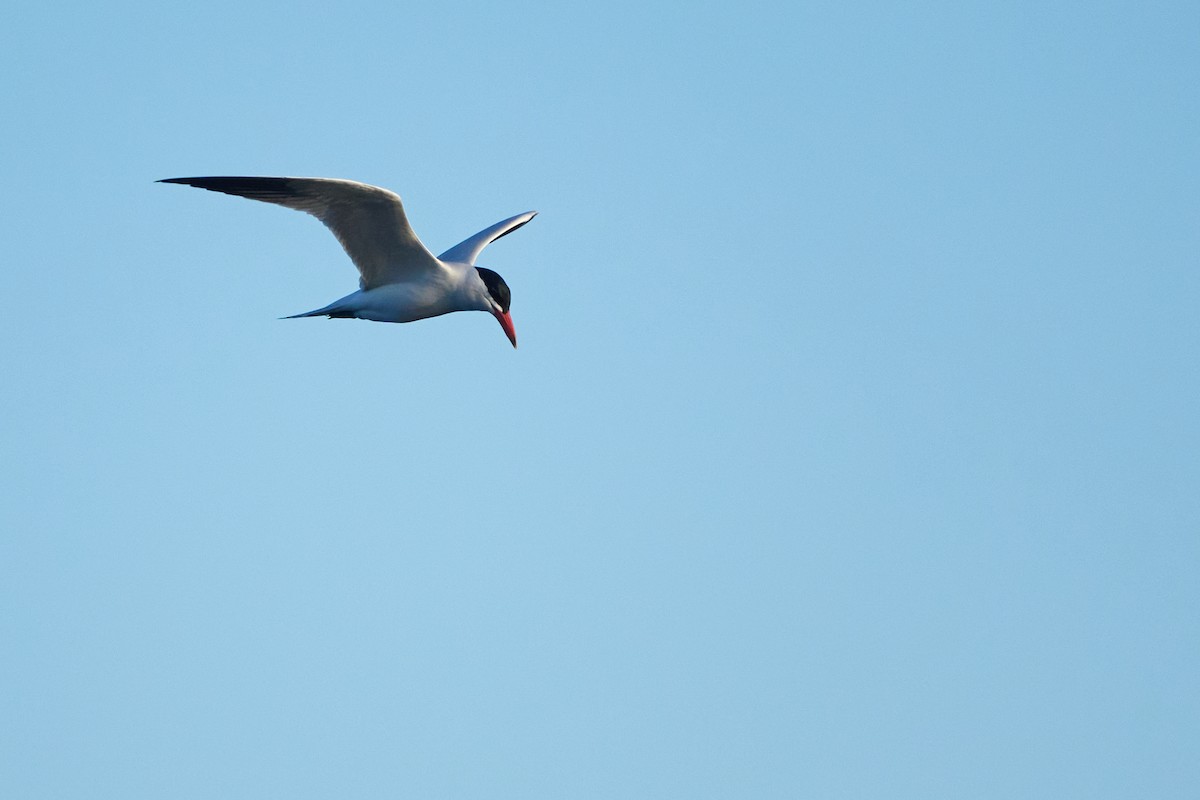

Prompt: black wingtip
xmin=489 ymin=214 xmax=538 ymax=245
xmin=152 ymin=176 xmax=299 ymax=198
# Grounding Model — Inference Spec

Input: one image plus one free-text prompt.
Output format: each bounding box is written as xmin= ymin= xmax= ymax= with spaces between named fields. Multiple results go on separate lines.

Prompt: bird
xmin=159 ymin=176 xmax=535 ymax=348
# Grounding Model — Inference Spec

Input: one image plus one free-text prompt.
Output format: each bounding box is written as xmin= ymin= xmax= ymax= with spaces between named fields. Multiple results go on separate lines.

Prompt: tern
xmin=159 ymin=176 xmax=535 ymax=347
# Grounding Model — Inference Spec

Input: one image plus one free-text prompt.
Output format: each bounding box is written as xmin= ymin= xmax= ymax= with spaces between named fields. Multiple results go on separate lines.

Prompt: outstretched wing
xmin=159 ymin=176 xmax=444 ymax=289
xmin=438 ymin=211 xmax=538 ymax=265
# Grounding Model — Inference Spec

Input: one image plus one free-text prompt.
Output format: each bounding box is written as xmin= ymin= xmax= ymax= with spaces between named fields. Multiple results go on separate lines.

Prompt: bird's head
xmin=475 ymin=267 xmax=517 ymax=348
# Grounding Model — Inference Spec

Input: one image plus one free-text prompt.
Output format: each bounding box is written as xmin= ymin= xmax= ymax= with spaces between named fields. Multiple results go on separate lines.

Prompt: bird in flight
xmin=159 ymin=176 xmax=535 ymax=348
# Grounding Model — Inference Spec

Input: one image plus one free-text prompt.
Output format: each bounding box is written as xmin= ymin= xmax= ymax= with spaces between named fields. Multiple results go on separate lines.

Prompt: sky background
xmin=1 ymin=1 xmax=1197 ymax=797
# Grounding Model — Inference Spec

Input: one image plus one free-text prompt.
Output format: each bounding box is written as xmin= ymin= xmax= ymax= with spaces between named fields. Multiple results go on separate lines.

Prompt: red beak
xmin=494 ymin=310 xmax=517 ymax=348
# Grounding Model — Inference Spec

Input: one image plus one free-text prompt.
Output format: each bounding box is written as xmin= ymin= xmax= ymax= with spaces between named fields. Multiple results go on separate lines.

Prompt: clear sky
xmin=1 ymin=1 xmax=1197 ymax=797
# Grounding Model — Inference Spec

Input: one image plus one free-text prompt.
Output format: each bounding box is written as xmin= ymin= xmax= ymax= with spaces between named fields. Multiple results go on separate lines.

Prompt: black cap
xmin=475 ymin=267 xmax=511 ymax=313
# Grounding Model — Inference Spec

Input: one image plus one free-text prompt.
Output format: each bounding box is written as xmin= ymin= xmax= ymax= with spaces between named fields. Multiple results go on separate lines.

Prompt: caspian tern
xmin=159 ymin=176 xmax=535 ymax=348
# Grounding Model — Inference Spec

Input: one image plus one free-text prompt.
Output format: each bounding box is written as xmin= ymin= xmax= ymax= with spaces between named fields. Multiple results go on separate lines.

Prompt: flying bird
xmin=159 ymin=176 xmax=535 ymax=347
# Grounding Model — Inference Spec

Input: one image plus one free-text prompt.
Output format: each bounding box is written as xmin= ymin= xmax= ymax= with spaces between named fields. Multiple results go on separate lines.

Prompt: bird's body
xmin=290 ymin=269 xmax=475 ymax=323
xmin=159 ymin=176 xmax=534 ymax=347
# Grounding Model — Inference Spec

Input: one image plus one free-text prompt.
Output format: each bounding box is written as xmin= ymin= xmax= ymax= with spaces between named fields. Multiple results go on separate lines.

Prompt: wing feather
xmin=438 ymin=211 xmax=538 ymax=265
xmin=159 ymin=176 xmax=443 ymax=288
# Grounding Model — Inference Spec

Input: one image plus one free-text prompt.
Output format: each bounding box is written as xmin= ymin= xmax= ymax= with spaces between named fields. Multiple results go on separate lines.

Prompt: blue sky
xmin=1 ymin=1 xmax=1197 ymax=797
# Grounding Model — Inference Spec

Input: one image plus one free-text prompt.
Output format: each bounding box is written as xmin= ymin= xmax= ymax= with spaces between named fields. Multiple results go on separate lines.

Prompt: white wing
xmin=438 ymin=211 xmax=538 ymax=265
xmin=160 ymin=176 xmax=444 ymax=289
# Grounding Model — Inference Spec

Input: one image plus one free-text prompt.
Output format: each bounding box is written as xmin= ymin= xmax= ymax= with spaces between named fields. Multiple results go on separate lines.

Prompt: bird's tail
xmin=281 ymin=301 xmax=356 ymax=320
